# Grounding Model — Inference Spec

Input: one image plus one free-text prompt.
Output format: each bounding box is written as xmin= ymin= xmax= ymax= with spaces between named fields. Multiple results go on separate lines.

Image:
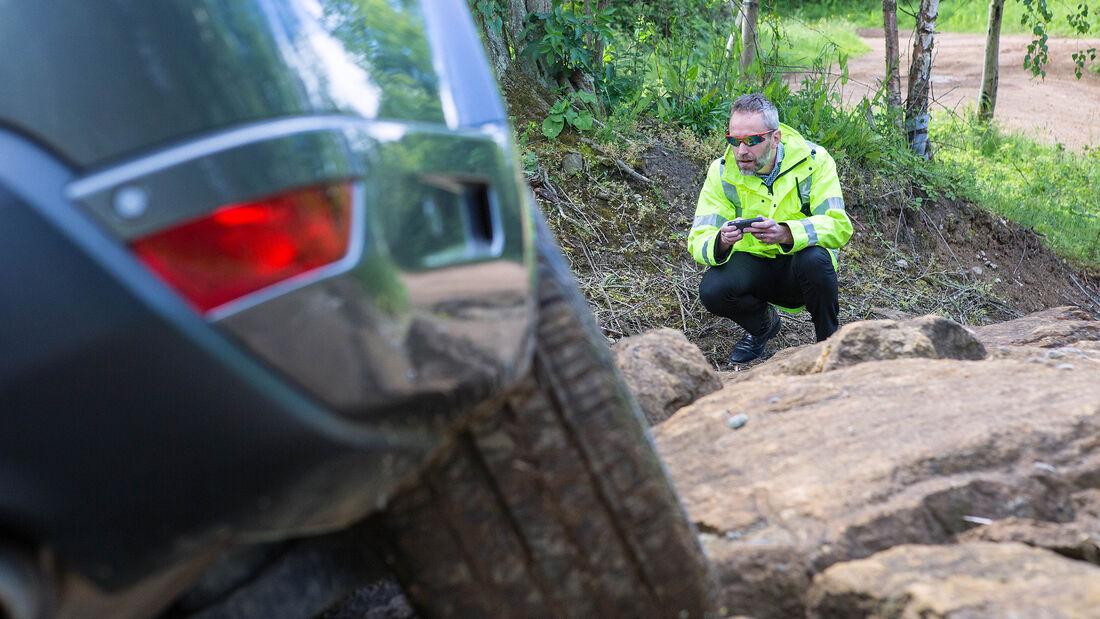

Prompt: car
xmin=0 ymin=0 xmax=714 ymax=617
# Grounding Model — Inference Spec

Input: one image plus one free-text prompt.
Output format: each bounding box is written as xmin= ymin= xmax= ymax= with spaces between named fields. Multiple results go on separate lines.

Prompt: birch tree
xmin=740 ymin=0 xmax=759 ymax=70
xmin=882 ymin=0 xmax=902 ymax=110
xmin=978 ymin=0 xmax=1006 ymax=121
xmin=905 ymin=0 xmax=939 ymax=157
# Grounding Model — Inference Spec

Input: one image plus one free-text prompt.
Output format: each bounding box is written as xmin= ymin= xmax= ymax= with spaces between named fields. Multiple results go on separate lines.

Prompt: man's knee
xmin=793 ymin=246 xmax=836 ymax=280
xmin=698 ymin=273 xmax=728 ymax=314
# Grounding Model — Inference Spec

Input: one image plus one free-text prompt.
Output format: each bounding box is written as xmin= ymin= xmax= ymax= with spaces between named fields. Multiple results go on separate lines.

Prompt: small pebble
xmin=1057 ymin=363 xmax=1074 ymax=371
xmin=727 ymin=413 xmax=749 ymax=430
xmin=895 ymin=259 xmax=909 ymax=269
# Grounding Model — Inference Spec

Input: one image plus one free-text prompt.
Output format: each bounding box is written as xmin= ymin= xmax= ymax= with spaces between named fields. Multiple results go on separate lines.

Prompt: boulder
xmin=955 ymin=488 xmax=1100 ymax=564
xmin=655 ymin=309 xmax=1100 ymax=618
xmin=971 ymin=305 xmax=1100 ymax=348
xmin=806 ymin=542 xmax=1100 ymax=618
xmin=612 ymin=328 xmax=721 ymax=425
xmin=758 ymin=315 xmax=987 ymax=378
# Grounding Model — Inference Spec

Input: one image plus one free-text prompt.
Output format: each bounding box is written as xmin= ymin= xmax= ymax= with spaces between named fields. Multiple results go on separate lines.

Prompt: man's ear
xmin=773 ymin=128 xmax=782 ymax=144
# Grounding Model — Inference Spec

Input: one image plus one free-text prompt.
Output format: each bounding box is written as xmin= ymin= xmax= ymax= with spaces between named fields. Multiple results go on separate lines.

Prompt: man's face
xmin=728 ymin=111 xmax=781 ymax=176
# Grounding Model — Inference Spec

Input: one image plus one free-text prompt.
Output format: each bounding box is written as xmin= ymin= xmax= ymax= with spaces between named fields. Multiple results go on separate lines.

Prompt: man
xmin=688 ymin=93 xmax=852 ymax=363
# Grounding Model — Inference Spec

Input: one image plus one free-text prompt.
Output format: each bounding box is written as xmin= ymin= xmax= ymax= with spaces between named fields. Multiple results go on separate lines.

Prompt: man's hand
xmin=716 ymin=219 xmax=745 ymax=253
xmin=745 ymin=217 xmax=793 ymax=245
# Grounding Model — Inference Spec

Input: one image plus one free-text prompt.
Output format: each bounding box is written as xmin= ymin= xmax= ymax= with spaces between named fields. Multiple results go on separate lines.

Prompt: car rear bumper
xmin=0 ymin=115 xmax=536 ymax=588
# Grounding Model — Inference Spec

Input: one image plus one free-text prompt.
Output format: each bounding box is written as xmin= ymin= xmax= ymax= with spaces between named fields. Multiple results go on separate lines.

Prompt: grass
xmin=763 ymin=14 xmax=871 ymax=68
xmin=778 ymin=0 xmax=1100 ymax=36
xmin=930 ymin=116 xmax=1100 ymax=267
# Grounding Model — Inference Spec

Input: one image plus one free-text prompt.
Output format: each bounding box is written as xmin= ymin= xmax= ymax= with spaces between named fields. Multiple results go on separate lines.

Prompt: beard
xmin=736 ymin=143 xmax=776 ymax=176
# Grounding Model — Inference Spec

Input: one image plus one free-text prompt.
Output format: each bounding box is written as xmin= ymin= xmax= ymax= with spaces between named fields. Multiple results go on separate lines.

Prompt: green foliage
xmin=474 ymin=0 xmax=503 ymax=37
xmin=760 ymin=8 xmax=870 ymax=67
xmin=524 ymin=3 xmax=615 ymax=79
xmin=1022 ymin=0 xmax=1056 ymax=77
xmin=542 ymin=91 xmax=598 ymax=139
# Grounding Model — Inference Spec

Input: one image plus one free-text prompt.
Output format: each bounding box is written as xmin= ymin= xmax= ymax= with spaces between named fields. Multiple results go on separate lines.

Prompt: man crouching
xmin=688 ymin=93 xmax=853 ymax=363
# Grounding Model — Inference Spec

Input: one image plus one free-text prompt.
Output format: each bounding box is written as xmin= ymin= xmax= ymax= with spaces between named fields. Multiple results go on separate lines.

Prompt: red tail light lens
xmin=131 ymin=182 xmax=352 ymax=313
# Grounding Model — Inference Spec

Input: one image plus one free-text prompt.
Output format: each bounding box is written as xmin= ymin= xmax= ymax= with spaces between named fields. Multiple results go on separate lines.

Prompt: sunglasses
xmin=725 ymin=130 xmax=774 ymax=148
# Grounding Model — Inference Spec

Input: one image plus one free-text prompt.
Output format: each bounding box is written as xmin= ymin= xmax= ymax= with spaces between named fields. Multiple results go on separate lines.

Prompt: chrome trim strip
xmin=65 ymin=116 xmax=420 ymax=200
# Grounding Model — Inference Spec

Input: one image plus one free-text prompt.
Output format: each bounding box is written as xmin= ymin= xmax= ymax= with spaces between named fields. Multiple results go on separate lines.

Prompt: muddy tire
xmin=378 ymin=224 xmax=715 ymax=617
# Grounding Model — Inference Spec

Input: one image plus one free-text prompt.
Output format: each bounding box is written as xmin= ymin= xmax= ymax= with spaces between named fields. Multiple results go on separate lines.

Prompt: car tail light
xmin=130 ymin=182 xmax=352 ymax=313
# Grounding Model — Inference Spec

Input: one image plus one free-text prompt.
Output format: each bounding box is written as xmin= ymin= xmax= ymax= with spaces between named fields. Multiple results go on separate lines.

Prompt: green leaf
xmin=576 ymin=91 xmax=597 ymax=105
xmin=572 ymin=111 xmax=594 ymax=131
xmin=549 ymin=99 xmax=569 ymax=114
xmin=542 ymin=116 xmax=565 ymax=139
xmin=685 ymin=65 xmax=699 ymax=81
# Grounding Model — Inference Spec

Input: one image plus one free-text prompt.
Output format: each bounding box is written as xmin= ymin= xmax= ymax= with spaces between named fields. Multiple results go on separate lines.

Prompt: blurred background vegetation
xmin=476 ymin=0 xmax=1099 ymax=268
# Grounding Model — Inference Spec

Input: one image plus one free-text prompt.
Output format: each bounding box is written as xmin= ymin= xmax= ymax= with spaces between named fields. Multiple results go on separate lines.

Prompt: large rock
xmin=971 ymin=305 xmax=1100 ymax=348
xmin=741 ymin=315 xmax=987 ymax=380
xmin=654 ymin=308 xmax=1100 ymax=618
xmin=806 ymin=542 xmax=1100 ymax=618
xmin=612 ymin=328 xmax=721 ymax=425
xmin=955 ymin=488 xmax=1100 ymax=565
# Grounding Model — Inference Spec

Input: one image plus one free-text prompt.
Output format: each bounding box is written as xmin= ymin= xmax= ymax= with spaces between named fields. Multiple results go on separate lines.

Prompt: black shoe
xmin=726 ymin=310 xmax=781 ymax=364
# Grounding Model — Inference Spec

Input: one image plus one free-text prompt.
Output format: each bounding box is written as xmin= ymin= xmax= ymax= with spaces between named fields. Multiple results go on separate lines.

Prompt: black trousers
xmin=699 ymin=246 xmax=839 ymax=342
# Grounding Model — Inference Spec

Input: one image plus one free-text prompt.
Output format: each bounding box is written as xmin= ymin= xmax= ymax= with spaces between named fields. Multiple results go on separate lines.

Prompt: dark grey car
xmin=0 ymin=1 xmax=713 ymax=617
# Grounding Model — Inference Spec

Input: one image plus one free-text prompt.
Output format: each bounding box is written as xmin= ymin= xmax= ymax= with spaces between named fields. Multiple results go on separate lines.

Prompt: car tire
xmin=377 ymin=219 xmax=715 ymax=617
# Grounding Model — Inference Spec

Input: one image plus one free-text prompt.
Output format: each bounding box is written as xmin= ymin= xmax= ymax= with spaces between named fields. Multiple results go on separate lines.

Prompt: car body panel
xmin=0 ymin=0 xmax=534 ymax=598
xmin=0 ymin=0 xmax=496 ymax=169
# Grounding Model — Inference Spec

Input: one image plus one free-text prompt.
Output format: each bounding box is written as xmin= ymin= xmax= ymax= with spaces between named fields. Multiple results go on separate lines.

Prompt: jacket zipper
xmin=763 ymin=155 xmax=808 ymax=196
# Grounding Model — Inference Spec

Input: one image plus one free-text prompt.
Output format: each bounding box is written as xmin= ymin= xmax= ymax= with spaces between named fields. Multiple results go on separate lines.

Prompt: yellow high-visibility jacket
xmin=688 ymin=123 xmax=852 ymax=268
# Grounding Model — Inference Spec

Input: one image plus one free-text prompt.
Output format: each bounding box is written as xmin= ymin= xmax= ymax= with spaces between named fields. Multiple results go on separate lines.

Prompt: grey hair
xmin=730 ymin=94 xmax=779 ymax=130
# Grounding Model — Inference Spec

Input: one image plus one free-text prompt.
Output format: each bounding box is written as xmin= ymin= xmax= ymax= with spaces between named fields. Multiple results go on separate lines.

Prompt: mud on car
xmin=0 ymin=0 xmax=713 ymax=617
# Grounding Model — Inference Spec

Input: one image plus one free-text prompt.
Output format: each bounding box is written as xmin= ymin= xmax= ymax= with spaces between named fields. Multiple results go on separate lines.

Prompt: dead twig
xmin=894 ymin=206 xmax=905 ymax=247
xmin=1013 ymin=232 xmax=1027 ymax=276
xmin=917 ymin=207 xmax=964 ymax=272
xmin=577 ymin=241 xmax=628 ymax=335
xmin=1069 ymin=274 xmax=1100 ymax=311
xmin=578 ymin=137 xmax=653 ymax=185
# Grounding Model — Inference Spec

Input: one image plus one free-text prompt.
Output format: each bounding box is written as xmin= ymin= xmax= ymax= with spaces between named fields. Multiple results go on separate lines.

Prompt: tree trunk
xmin=725 ymin=0 xmax=743 ymax=57
xmin=882 ymin=0 xmax=902 ymax=109
xmin=740 ymin=0 xmax=759 ymax=70
xmin=978 ymin=0 xmax=1006 ymax=121
xmin=906 ymin=0 xmax=939 ymax=157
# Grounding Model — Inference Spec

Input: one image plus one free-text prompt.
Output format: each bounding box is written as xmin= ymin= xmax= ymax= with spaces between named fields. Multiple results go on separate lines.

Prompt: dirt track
xmin=839 ymin=30 xmax=1100 ymax=150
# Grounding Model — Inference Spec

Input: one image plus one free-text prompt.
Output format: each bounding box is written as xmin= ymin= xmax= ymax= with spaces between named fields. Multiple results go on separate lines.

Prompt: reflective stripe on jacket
xmin=688 ymin=123 xmax=852 ymax=267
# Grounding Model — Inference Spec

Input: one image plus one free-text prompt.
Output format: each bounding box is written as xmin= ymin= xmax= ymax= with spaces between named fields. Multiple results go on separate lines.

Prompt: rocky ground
xmin=616 ymin=306 xmax=1100 ymax=617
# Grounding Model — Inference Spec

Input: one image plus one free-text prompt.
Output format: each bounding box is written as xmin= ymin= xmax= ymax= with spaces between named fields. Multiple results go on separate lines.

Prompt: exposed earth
xmin=840 ymin=31 xmax=1100 ymax=150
